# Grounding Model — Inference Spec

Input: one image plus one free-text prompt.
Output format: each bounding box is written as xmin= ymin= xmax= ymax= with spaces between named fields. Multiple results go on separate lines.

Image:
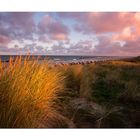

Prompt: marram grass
xmin=0 ymin=56 xmax=65 ymax=128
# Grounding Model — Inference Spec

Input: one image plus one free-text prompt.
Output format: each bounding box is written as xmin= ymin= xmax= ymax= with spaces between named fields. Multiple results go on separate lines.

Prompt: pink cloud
xmin=95 ymin=34 xmax=140 ymax=56
xmin=49 ymin=22 xmax=68 ymax=35
xmin=59 ymin=12 xmax=139 ymax=41
xmin=0 ymin=35 xmax=11 ymax=45
xmin=87 ymin=13 xmax=134 ymax=33
xmin=38 ymin=15 xmax=69 ymax=40
xmin=0 ymin=12 xmax=140 ymax=56
xmin=38 ymin=15 xmax=52 ymax=33
xmin=62 ymin=12 xmax=140 ymax=56
xmin=121 ymin=39 xmax=140 ymax=55
xmin=112 ymin=26 xmax=136 ymax=41
xmin=51 ymin=33 xmax=68 ymax=40
xmin=73 ymin=13 xmax=136 ymax=34
xmin=112 ymin=13 xmax=140 ymax=42
xmin=6 ymin=12 xmax=36 ymax=33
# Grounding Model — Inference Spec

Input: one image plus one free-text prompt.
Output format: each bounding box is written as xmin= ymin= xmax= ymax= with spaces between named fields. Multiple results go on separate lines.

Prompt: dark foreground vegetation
xmin=0 ymin=56 xmax=140 ymax=128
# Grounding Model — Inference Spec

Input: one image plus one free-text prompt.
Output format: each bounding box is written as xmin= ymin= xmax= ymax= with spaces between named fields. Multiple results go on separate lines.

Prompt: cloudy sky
xmin=0 ymin=12 xmax=140 ymax=56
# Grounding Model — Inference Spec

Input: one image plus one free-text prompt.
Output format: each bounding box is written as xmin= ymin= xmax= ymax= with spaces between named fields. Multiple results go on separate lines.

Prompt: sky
xmin=0 ymin=12 xmax=140 ymax=56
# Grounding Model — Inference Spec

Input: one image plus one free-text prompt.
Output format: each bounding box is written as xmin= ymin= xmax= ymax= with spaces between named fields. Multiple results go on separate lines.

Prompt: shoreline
xmin=1 ymin=56 xmax=133 ymax=67
xmin=51 ymin=57 xmax=125 ymax=67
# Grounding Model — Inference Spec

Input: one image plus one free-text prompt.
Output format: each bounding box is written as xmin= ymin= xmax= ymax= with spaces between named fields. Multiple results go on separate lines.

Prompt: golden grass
xmin=59 ymin=65 xmax=83 ymax=91
xmin=0 ymin=56 xmax=65 ymax=128
xmin=107 ymin=60 xmax=140 ymax=66
xmin=0 ymin=57 xmax=139 ymax=128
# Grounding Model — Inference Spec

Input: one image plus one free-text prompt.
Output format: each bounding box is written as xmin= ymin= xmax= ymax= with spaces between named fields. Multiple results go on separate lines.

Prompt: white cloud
xmin=8 ymin=40 xmax=25 ymax=49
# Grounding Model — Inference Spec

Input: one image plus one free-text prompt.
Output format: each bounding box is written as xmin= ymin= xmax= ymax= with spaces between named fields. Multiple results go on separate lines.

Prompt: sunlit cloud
xmin=0 ymin=12 xmax=140 ymax=56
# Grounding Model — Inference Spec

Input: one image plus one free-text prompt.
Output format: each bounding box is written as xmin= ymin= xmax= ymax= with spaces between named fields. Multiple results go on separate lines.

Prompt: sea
xmin=0 ymin=55 xmax=128 ymax=64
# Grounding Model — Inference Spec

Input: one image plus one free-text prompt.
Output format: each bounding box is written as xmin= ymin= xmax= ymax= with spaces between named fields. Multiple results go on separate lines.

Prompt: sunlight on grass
xmin=0 ymin=56 xmax=139 ymax=128
xmin=0 ymin=56 xmax=65 ymax=128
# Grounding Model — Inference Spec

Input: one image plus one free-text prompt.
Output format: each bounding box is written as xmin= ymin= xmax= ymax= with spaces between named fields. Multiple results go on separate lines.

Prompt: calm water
xmin=0 ymin=55 xmax=126 ymax=63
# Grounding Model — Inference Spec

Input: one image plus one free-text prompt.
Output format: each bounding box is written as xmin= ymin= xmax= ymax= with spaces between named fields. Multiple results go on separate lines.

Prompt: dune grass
xmin=59 ymin=60 xmax=140 ymax=128
xmin=0 ymin=56 xmax=65 ymax=128
xmin=0 ymin=56 xmax=139 ymax=128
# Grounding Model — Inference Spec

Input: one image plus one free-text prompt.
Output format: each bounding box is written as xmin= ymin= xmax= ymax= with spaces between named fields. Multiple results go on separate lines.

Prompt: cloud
xmin=67 ymin=13 xmax=135 ymax=34
xmin=94 ymin=34 xmax=140 ymax=56
xmin=120 ymin=39 xmax=140 ymax=56
xmin=0 ymin=13 xmax=70 ymax=54
xmin=38 ymin=15 xmax=69 ymax=40
xmin=38 ymin=35 xmax=50 ymax=43
xmin=49 ymin=39 xmax=98 ymax=55
xmin=51 ymin=33 xmax=68 ymax=40
xmin=59 ymin=12 xmax=140 ymax=56
xmin=93 ymin=35 xmax=123 ymax=55
xmin=0 ymin=12 xmax=36 ymax=44
xmin=0 ymin=12 xmax=140 ymax=56
xmin=0 ymin=35 xmax=11 ymax=45
xmin=59 ymin=12 xmax=140 ymax=39
xmin=4 ymin=12 xmax=36 ymax=34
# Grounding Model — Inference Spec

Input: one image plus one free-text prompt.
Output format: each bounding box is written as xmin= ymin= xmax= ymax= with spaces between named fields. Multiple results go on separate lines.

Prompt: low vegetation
xmin=0 ymin=56 xmax=139 ymax=128
xmin=0 ymin=56 xmax=65 ymax=128
xmin=58 ymin=59 xmax=140 ymax=128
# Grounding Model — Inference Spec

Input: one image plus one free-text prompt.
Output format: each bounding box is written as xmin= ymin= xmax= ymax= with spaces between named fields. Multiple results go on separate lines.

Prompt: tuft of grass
xmin=62 ymin=65 xmax=83 ymax=94
xmin=79 ymin=65 xmax=95 ymax=98
xmin=0 ymin=56 xmax=65 ymax=128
